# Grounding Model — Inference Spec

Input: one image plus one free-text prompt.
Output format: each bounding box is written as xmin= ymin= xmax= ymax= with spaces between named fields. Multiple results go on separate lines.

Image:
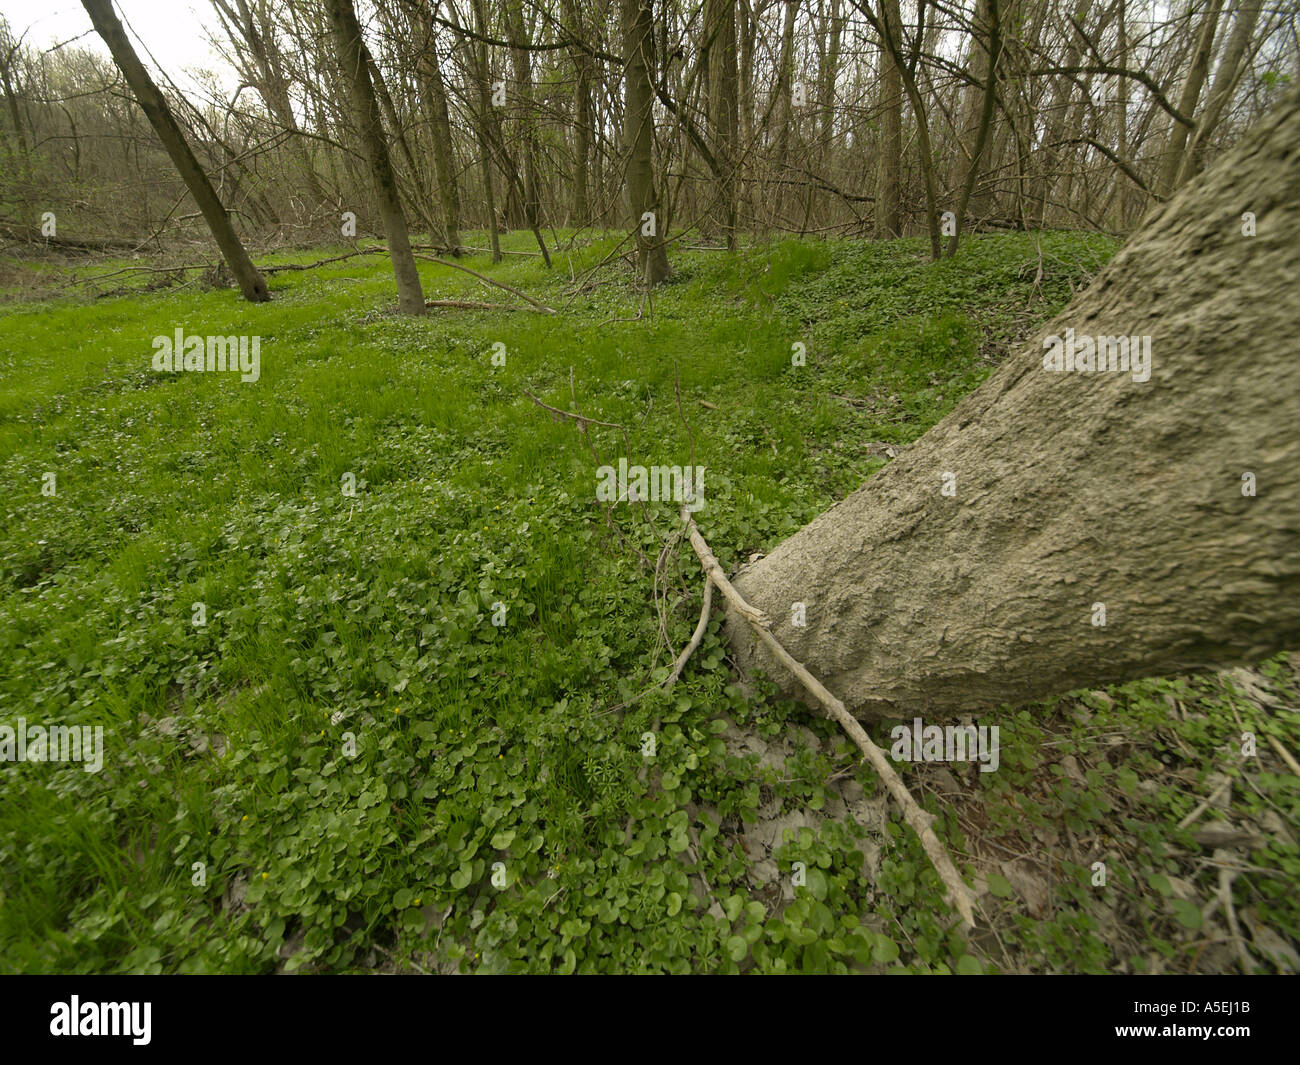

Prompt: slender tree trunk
xmin=81 ymin=0 xmax=269 ymax=302
xmin=1115 ymin=0 xmax=1130 ymax=229
xmin=874 ymin=0 xmax=903 ymax=238
xmin=1179 ymin=0 xmax=1263 ymax=183
xmin=1033 ymin=0 xmax=1091 ymax=228
xmin=211 ymin=0 xmax=327 ymax=208
xmin=507 ymin=0 xmax=545 ymax=239
xmin=817 ymin=0 xmax=843 ymax=165
xmin=946 ymin=0 xmax=1001 ymax=255
xmin=622 ymin=0 xmax=670 ymax=284
xmin=726 ymin=88 xmax=1300 ymax=720
xmin=565 ymin=0 xmax=593 ymax=224
xmin=954 ymin=0 xmax=995 ymax=188
xmin=774 ymin=0 xmax=798 ymax=168
xmin=867 ymin=0 xmax=941 ymax=258
xmin=325 ymin=0 xmax=424 ymax=314
xmin=404 ymin=0 xmax=462 ymax=249
xmin=706 ymin=0 xmax=740 ymax=248
xmin=1158 ymin=0 xmax=1226 ymax=196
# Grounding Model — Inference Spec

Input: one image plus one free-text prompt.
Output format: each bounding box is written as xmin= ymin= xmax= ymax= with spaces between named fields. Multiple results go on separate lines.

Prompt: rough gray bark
xmin=725 ymin=88 xmax=1300 ymax=720
xmin=81 ymin=0 xmax=269 ymax=303
xmin=325 ymin=0 xmax=424 ymax=314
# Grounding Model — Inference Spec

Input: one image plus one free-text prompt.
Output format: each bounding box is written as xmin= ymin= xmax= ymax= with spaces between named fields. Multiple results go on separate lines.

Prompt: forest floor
xmin=1 ymin=230 xmax=1297 ymax=973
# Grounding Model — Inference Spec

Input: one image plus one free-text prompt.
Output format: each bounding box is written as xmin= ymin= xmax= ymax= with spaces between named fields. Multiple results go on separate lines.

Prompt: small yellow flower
xmin=241 ymin=815 xmax=248 ymax=822
xmin=261 ymin=872 xmax=269 ymax=880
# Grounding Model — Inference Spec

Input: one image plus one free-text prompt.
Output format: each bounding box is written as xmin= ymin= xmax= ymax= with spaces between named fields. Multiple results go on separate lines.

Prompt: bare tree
xmin=325 ymin=0 xmax=425 ymax=314
xmin=81 ymin=0 xmax=269 ymax=301
xmin=622 ymin=0 xmax=670 ymax=283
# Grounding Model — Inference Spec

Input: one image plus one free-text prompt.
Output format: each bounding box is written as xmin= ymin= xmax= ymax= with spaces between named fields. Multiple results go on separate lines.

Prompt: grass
xmin=1 ymin=228 xmax=1296 ymax=973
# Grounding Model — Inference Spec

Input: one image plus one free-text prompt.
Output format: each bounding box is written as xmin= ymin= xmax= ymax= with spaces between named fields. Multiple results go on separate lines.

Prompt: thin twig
xmin=680 ymin=506 xmax=977 ymax=929
xmin=412 ymin=253 xmax=555 ymax=313
xmin=663 ymin=580 xmax=713 ymax=690
xmin=522 ymin=389 xmax=626 ymax=430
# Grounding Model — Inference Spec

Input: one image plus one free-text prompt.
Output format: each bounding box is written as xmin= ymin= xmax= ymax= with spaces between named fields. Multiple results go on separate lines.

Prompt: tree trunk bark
xmin=403 ymin=0 xmax=462 ymax=249
xmin=325 ymin=0 xmax=424 ymax=314
xmin=81 ymin=0 xmax=269 ymax=303
xmin=874 ymin=0 xmax=903 ymax=238
xmin=622 ymin=0 xmax=670 ymax=284
xmin=565 ymin=0 xmax=593 ymax=224
xmin=946 ymin=0 xmax=1001 ymax=256
xmin=773 ymin=0 xmax=798 ymax=169
xmin=706 ymin=0 xmax=740 ymax=248
xmin=1157 ymin=0 xmax=1226 ymax=197
xmin=1179 ymin=0 xmax=1264 ymax=184
xmin=725 ymin=88 xmax=1300 ymax=720
xmin=869 ymin=0 xmax=941 ymax=259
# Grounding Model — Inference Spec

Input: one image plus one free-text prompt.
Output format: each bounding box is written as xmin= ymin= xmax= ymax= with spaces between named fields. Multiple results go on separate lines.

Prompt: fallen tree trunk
xmin=726 ymin=87 xmax=1300 ymax=720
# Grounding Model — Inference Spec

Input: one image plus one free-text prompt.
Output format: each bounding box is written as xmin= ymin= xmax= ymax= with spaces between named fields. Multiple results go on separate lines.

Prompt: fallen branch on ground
xmin=261 ymin=247 xmax=385 ymax=273
xmin=425 ymin=299 xmax=544 ymax=312
xmin=663 ymin=580 xmax=713 ymax=690
xmin=522 ymin=389 xmax=627 ymax=431
xmin=412 ymin=253 xmax=555 ymax=314
xmin=679 ymin=504 xmax=978 ymax=929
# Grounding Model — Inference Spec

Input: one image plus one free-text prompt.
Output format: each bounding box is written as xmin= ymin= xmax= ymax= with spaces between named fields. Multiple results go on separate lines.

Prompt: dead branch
xmin=680 ymin=506 xmax=977 ymax=929
xmin=663 ymin=579 xmax=713 ymax=690
xmin=522 ymin=389 xmax=626 ymax=430
xmin=425 ymin=299 xmax=543 ymax=312
xmin=413 ymin=253 xmax=555 ymax=313
xmin=261 ymin=247 xmax=385 ymax=273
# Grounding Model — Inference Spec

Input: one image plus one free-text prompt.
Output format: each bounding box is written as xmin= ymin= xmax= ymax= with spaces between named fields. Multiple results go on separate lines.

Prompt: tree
xmin=401 ymin=0 xmax=463 ymax=250
xmin=855 ymin=0 xmax=943 ymax=259
xmin=947 ymin=0 xmax=1002 ymax=256
xmin=324 ymin=0 xmax=424 ymax=314
xmin=621 ymin=0 xmax=670 ymax=284
xmin=1157 ymin=0 xmax=1226 ymax=197
xmin=873 ymin=0 xmax=903 ymax=239
xmin=705 ymin=0 xmax=740 ymax=247
xmin=81 ymin=0 xmax=269 ymax=302
xmin=563 ymin=0 xmax=594 ymax=224
xmin=724 ymin=88 xmax=1300 ymax=720
xmin=1178 ymin=0 xmax=1265 ymax=184
xmin=210 ymin=0 xmax=328 ymax=208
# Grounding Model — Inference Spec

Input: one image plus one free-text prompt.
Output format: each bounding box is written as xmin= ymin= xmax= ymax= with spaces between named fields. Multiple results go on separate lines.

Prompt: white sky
xmin=0 ymin=0 xmax=230 ymax=95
